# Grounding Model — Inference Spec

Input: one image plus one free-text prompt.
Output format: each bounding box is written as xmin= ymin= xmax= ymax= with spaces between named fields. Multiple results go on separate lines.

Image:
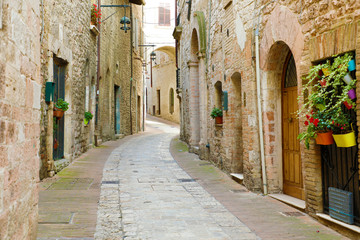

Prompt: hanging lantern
xmin=150 ymin=51 xmax=156 ymax=61
xmin=120 ymin=9 xmax=131 ymax=33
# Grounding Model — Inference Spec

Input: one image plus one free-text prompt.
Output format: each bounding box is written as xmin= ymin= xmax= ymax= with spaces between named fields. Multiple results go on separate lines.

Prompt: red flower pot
xmin=315 ymin=131 xmax=334 ymax=145
xmin=343 ymin=101 xmax=353 ymax=110
xmin=215 ymin=116 xmax=223 ymax=124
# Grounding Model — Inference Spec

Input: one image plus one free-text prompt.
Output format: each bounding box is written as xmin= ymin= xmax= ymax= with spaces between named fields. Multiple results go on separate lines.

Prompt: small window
xmin=214 ymin=81 xmax=222 ymax=108
xmin=158 ymin=2 xmax=170 ymax=26
xmin=169 ymin=88 xmax=174 ymax=114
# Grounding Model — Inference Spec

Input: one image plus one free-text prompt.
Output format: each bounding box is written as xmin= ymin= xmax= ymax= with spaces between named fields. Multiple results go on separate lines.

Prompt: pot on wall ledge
xmin=215 ymin=116 xmax=223 ymax=124
xmin=53 ymin=107 xmax=64 ymax=119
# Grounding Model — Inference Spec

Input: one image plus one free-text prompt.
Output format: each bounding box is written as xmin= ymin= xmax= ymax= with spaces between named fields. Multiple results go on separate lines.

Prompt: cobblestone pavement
xmin=95 ymin=118 xmax=258 ymax=240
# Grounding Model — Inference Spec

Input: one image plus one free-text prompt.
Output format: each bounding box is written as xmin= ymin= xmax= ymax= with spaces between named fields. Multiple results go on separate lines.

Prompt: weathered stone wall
xmin=39 ymin=0 xmax=98 ymax=178
xmin=0 ymin=0 xmax=41 ymax=238
xmin=151 ymin=49 xmax=180 ymax=123
xmin=177 ymin=0 xmax=360 ymax=232
xmin=99 ymin=0 xmax=143 ymax=140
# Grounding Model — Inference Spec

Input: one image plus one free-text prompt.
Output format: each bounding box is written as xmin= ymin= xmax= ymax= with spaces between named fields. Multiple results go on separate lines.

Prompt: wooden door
xmin=114 ymin=86 xmax=121 ymax=134
xmin=282 ymin=54 xmax=304 ymax=200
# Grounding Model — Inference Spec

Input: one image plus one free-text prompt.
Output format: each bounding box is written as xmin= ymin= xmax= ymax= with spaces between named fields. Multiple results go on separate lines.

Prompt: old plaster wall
xmin=152 ymin=49 xmax=180 ymax=123
xmin=39 ymin=0 xmax=98 ymax=178
xmin=99 ymin=0 xmax=143 ymax=140
xmin=0 ymin=0 xmax=41 ymax=239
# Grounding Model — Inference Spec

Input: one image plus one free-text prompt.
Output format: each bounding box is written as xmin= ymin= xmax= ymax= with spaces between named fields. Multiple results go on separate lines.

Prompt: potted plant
xmin=297 ymin=53 xmax=356 ymax=149
xmin=91 ymin=4 xmax=101 ymax=25
xmin=330 ymin=110 xmax=356 ymax=148
xmin=84 ymin=111 xmax=93 ymax=125
xmin=298 ymin=110 xmax=334 ymax=149
xmin=53 ymin=98 xmax=69 ymax=119
xmin=211 ymin=107 xmax=223 ymax=124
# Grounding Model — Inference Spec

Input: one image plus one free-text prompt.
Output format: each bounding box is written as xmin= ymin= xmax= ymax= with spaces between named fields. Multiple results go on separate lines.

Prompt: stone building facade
xmin=0 ymin=0 xmax=41 ymax=239
xmin=39 ymin=0 xmax=144 ymax=179
xmin=143 ymin=0 xmax=177 ymax=123
xmin=39 ymin=0 xmax=99 ymax=178
xmin=98 ymin=0 xmax=144 ymax=140
xmin=176 ymin=0 xmax=360 ymax=236
xmin=148 ymin=47 xmax=180 ymax=123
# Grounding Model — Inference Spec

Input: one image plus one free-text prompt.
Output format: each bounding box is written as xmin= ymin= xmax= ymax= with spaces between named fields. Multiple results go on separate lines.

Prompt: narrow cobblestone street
xmin=95 ymin=117 xmax=257 ymax=239
xmin=38 ymin=116 xmax=348 ymax=239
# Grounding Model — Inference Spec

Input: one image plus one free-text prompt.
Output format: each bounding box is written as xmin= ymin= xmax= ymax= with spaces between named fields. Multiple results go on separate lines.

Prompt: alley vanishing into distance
xmin=37 ymin=116 xmax=347 ymax=240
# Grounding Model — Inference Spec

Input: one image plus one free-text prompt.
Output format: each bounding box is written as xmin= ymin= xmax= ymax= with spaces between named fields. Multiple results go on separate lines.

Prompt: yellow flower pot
xmin=332 ymin=131 xmax=356 ymax=148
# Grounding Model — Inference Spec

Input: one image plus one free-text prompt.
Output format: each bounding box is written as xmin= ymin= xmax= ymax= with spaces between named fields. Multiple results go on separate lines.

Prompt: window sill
xmin=316 ymin=213 xmax=360 ymax=234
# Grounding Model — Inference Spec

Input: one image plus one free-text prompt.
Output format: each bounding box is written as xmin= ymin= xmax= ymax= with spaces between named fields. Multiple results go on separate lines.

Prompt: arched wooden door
xmin=282 ymin=53 xmax=304 ymax=200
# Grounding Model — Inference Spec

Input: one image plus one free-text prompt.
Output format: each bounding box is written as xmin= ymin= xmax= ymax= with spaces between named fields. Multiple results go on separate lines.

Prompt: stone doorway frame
xmin=259 ymin=5 xmax=305 ymax=194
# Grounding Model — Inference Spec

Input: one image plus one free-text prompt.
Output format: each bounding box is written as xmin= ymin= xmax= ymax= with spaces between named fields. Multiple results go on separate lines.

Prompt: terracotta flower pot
xmin=333 ymin=131 xmax=356 ymax=148
xmin=315 ymin=131 xmax=334 ymax=145
xmin=53 ymin=107 xmax=64 ymax=119
xmin=54 ymin=138 xmax=59 ymax=150
xmin=215 ymin=116 xmax=223 ymax=124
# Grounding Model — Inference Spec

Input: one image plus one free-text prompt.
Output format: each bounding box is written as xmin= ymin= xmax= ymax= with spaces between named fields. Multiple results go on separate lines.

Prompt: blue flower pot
xmin=348 ymin=59 xmax=356 ymax=72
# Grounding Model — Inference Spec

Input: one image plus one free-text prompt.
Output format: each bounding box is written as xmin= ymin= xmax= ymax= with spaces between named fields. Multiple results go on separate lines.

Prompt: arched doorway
xmin=282 ymin=52 xmax=304 ymax=200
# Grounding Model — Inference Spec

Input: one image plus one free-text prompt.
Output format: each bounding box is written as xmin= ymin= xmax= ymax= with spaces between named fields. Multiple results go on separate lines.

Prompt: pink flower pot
xmin=348 ymin=89 xmax=356 ymax=100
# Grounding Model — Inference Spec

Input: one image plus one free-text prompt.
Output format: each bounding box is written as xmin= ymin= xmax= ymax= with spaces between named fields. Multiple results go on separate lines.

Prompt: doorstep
xmin=269 ymin=193 xmax=306 ymax=211
xmin=316 ymin=213 xmax=360 ymax=234
xmin=230 ymin=173 xmax=243 ymax=184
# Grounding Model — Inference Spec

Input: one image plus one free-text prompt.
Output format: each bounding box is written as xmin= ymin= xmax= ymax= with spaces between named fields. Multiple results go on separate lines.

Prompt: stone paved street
xmin=95 ymin=118 xmax=257 ymax=240
xmin=37 ymin=116 xmax=349 ymax=240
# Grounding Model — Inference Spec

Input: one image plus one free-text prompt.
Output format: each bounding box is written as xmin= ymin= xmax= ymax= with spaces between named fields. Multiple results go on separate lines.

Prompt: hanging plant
xmin=297 ymin=53 xmax=356 ymax=149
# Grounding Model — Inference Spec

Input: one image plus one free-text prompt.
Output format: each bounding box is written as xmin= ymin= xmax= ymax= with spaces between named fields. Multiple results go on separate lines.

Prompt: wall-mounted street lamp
xmin=150 ymin=51 xmax=156 ymax=61
xmin=101 ymin=5 xmax=131 ymax=32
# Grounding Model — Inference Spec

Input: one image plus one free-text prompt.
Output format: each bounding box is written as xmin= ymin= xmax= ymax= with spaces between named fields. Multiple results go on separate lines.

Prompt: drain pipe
xmin=255 ymin=0 xmax=275 ymax=195
xmin=255 ymin=28 xmax=267 ymax=195
xmin=129 ymin=4 xmax=133 ymax=135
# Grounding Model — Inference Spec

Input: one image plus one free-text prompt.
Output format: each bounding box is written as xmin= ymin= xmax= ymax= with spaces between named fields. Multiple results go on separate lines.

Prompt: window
xmin=169 ymin=88 xmax=174 ymax=114
xmin=158 ymin=2 xmax=170 ymax=26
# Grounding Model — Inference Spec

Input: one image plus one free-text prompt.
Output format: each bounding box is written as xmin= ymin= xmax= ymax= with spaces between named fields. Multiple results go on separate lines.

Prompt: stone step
xmin=230 ymin=173 xmax=244 ymax=184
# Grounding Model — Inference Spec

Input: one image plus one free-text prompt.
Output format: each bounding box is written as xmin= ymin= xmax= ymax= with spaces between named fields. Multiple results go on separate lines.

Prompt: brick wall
xmin=0 ymin=0 xmax=41 ymax=238
xmin=177 ymin=0 xmax=360 ymax=223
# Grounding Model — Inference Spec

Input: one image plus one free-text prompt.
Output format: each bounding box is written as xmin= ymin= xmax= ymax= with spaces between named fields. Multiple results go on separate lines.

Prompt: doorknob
xmin=288 ymin=117 xmax=293 ymax=123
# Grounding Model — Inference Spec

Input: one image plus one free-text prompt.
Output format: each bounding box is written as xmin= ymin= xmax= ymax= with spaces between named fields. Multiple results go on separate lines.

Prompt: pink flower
xmin=341 ymin=127 xmax=344 ymax=130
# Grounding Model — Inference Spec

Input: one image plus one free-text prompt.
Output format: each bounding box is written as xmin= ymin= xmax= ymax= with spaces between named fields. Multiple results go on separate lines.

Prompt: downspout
xmin=130 ymin=4 xmax=133 ymax=135
xmin=206 ymin=0 xmax=211 ymax=70
xmin=255 ymin=0 xmax=275 ymax=195
xmin=142 ymin=5 xmax=145 ymax=132
xmin=95 ymin=0 xmax=101 ymax=146
xmin=175 ymin=0 xmax=178 ymax=69
xmin=255 ymin=28 xmax=267 ymax=195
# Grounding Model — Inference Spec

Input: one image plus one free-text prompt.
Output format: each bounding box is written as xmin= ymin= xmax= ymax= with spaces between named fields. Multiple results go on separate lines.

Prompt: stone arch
xmin=188 ymin=29 xmax=201 ymax=147
xmin=231 ymin=72 xmax=243 ymax=173
xmin=259 ymin=5 xmax=305 ymax=195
